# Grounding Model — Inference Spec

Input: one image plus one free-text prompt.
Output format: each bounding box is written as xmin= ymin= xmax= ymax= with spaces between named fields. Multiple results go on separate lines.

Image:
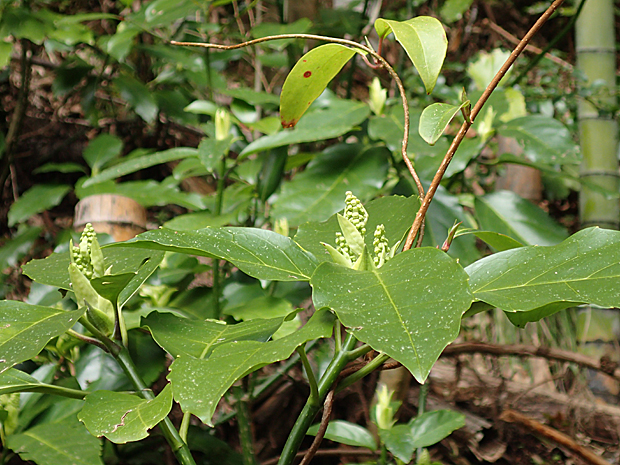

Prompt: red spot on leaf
xmin=281 ymin=120 xmax=297 ymax=129
xmin=303 ymin=71 xmax=312 ymax=78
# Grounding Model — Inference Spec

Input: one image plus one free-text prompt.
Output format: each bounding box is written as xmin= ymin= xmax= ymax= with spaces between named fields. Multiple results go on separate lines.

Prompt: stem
xmin=212 ymin=156 xmax=227 ymax=318
xmin=179 ymin=412 xmax=191 ymax=443
xmin=114 ymin=347 xmax=196 ymax=465
xmin=336 ymin=353 xmax=389 ymax=393
xmin=67 ymin=328 xmax=108 ymax=352
xmin=277 ymin=333 xmax=358 ymax=465
xmin=334 ymin=321 xmax=342 ymax=353
xmin=415 ymin=383 xmax=429 ymax=460
xmin=170 ymin=34 xmax=424 ymax=199
xmin=233 ymin=386 xmax=258 ymax=465
xmin=403 ymin=0 xmax=567 ymax=251
xmin=509 ymin=0 xmax=586 ymax=87
xmin=296 ymin=344 xmax=319 ymax=401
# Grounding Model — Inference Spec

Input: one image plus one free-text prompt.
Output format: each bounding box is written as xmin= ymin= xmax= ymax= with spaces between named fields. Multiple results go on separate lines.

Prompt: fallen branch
xmin=500 ymin=409 xmax=612 ymax=465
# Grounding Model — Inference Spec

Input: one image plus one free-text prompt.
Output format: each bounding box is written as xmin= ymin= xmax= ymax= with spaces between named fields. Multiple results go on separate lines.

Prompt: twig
xmin=261 ymin=448 xmax=378 ymax=465
xmin=298 ymin=389 xmax=335 ymax=465
xmin=481 ymin=19 xmax=572 ymax=69
xmin=403 ymin=0 xmax=567 ymax=251
xmin=500 ymin=409 xmax=612 ymax=465
xmin=442 ymin=342 xmax=620 ymax=383
xmin=170 ymin=34 xmax=425 ymax=199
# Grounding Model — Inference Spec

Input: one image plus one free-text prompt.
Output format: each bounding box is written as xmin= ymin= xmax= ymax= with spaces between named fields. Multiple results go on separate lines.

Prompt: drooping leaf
xmin=295 ymin=195 xmax=418 ymax=264
xmin=241 ymin=99 xmax=370 ymax=156
xmin=82 ymin=147 xmax=197 ymax=187
xmin=312 ymin=248 xmax=472 ymax=383
xmin=466 ymin=228 xmax=620 ymax=316
xmin=280 ymin=44 xmax=358 ymax=128
xmin=419 ymin=101 xmax=469 ymax=145
xmin=0 ymin=301 xmax=83 ymax=374
xmin=374 ymin=17 xmax=447 ymax=94
xmin=116 ymin=227 xmax=318 ymax=281
xmin=142 ymin=311 xmax=284 ymax=358
xmin=0 ymin=368 xmax=81 ymax=397
xmin=168 ymin=309 xmax=335 ymax=425
xmin=307 ymin=420 xmax=376 ymax=450
xmin=497 ymin=115 xmax=580 ymax=165
xmin=6 ymin=417 xmax=103 ymax=465
xmin=409 ymin=410 xmax=465 ymax=447
xmin=8 ymin=184 xmax=72 ymax=227
xmin=78 ymin=384 xmax=173 ymax=444
xmin=475 ymin=190 xmax=568 ymax=246
xmin=271 ymin=144 xmax=389 ymax=226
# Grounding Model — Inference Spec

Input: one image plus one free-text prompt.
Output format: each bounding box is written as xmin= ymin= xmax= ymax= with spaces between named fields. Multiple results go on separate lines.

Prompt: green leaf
xmin=307 ymin=420 xmax=376 ymax=450
xmin=22 ymin=246 xmax=161 ymax=301
xmin=466 ymin=227 xmax=620 ymax=314
xmin=374 ymin=17 xmax=447 ymax=94
xmin=116 ymin=227 xmax=318 ymax=282
xmin=0 ymin=301 xmax=83 ymax=374
xmin=410 ymin=410 xmax=465 ymax=448
xmin=455 ymin=229 xmax=524 ymax=252
xmin=8 ymin=184 xmax=71 ymax=227
xmin=379 ymin=425 xmax=415 ymax=463
xmin=0 ymin=41 xmax=13 ymax=68
xmin=0 ymin=368 xmax=85 ymax=398
xmin=295 ymin=195 xmax=418 ymax=264
xmin=497 ymin=115 xmax=580 ymax=165
xmin=83 ymin=134 xmax=123 ymax=174
xmin=271 ymin=144 xmax=389 ymax=226
xmin=168 ymin=309 xmax=335 ymax=425
xmin=7 ymin=417 xmax=103 ymax=465
xmin=114 ymin=74 xmax=158 ymax=122
xmin=0 ymin=226 xmax=41 ymax=271
xmin=198 ymin=136 xmax=234 ymax=172
xmin=440 ymin=0 xmax=474 ymax=23
xmin=419 ymin=101 xmax=469 ymax=145
xmin=91 ymin=272 xmax=137 ymax=304
xmin=142 ymin=311 xmax=284 ymax=358
xmin=163 ymin=211 xmax=237 ymax=230
xmin=33 ymin=162 xmax=87 ymax=174
xmin=241 ymin=99 xmax=370 ymax=156
xmin=311 ymin=248 xmax=472 ymax=383
xmin=475 ymin=190 xmax=568 ymax=246
xmin=280 ymin=44 xmax=358 ymax=128
xmin=82 ymin=147 xmax=197 ymax=187
xmin=78 ymin=384 xmax=173 ymax=444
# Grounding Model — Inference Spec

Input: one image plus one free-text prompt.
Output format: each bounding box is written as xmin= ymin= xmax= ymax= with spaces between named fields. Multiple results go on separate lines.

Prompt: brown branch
xmin=481 ymin=19 xmax=572 ymax=69
xmin=298 ymin=389 xmax=335 ymax=465
xmin=442 ymin=342 xmax=620 ymax=383
xmin=261 ymin=448 xmax=377 ymax=465
xmin=500 ymin=409 xmax=613 ymax=465
xmin=170 ymin=34 xmax=425 ymax=199
xmin=403 ymin=0 xmax=567 ymax=250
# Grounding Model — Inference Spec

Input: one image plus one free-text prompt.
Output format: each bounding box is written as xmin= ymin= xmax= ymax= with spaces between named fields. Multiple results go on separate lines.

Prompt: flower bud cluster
xmin=373 ymin=224 xmax=389 ymax=267
xmin=71 ymin=224 xmax=97 ymax=279
xmin=335 ymin=231 xmax=353 ymax=261
xmin=344 ymin=191 xmax=368 ymax=236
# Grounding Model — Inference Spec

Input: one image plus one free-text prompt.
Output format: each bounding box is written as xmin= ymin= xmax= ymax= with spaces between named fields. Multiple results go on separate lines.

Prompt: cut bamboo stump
xmin=74 ymin=194 xmax=146 ymax=241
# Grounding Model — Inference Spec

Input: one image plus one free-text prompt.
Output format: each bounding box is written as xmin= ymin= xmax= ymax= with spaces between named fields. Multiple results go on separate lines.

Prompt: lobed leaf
xmin=0 ymin=301 xmax=83 ymax=374
xmin=168 ymin=310 xmax=335 ymax=425
xmin=142 ymin=311 xmax=284 ymax=358
xmin=311 ymin=248 xmax=472 ymax=383
xmin=466 ymin=228 xmax=620 ymax=318
xmin=117 ymin=227 xmax=318 ymax=281
xmin=78 ymin=384 xmax=173 ymax=444
xmin=6 ymin=417 xmax=103 ymax=465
